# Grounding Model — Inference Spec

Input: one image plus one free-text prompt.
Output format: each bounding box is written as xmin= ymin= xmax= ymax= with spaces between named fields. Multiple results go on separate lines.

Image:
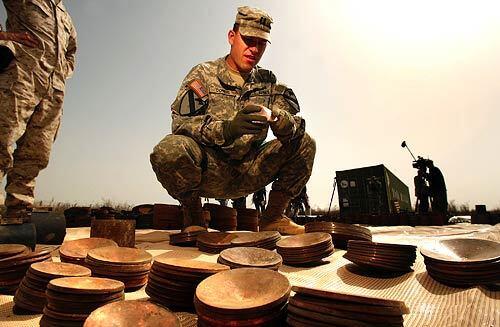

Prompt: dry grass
xmin=0 ymin=199 xmax=132 ymax=214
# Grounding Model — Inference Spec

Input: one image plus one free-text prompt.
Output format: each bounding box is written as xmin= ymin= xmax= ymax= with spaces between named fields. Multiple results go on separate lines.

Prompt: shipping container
xmin=336 ymin=164 xmax=412 ymax=217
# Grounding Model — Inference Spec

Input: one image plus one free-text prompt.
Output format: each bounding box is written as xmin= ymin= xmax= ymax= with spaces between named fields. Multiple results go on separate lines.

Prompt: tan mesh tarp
xmin=1 ymin=223 xmax=499 ymax=327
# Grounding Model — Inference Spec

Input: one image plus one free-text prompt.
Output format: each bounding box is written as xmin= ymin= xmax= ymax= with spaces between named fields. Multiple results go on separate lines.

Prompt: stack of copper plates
xmin=169 ymin=227 xmax=208 ymax=247
xmin=153 ymin=203 xmax=183 ymax=230
xmin=197 ymin=231 xmax=281 ymax=254
xmin=59 ymin=238 xmax=118 ymax=265
xmin=0 ymin=246 xmax=52 ymax=293
xmin=344 ymin=240 xmax=417 ymax=272
xmin=13 ymin=262 xmax=91 ymax=313
xmin=217 ymin=247 xmax=283 ymax=270
xmin=85 ymin=246 xmax=152 ymax=291
xmin=146 ymin=257 xmax=229 ymax=310
xmin=194 ymin=268 xmax=290 ymax=326
xmin=287 ymin=286 xmax=409 ymax=327
xmin=40 ymin=277 xmax=125 ymax=327
xmin=235 ymin=208 xmax=259 ymax=232
xmin=83 ymin=300 xmax=181 ymax=327
xmin=204 ymin=203 xmax=237 ymax=231
xmin=420 ymin=238 xmax=500 ymax=288
xmin=276 ymin=232 xmax=334 ymax=265
xmin=305 ymin=222 xmax=372 ymax=250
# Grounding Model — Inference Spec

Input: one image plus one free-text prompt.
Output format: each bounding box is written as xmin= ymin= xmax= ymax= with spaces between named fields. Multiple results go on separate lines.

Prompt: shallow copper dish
xmin=59 ymin=238 xmax=118 ymax=260
xmin=420 ymin=238 xmax=500 ymax=263
xmin=29 ymin=262 xmax=91 ymax=279
xmin=48 ymin=277 xmax=125 ymax=294
xmin=218 ymin=247 xmax=282 ymax=269
xmin=230 ymin=231 xmax=281 ymax=245
xmin=153 ymin=256 xmax=229 ymax=274
xmin=86 ymin=246 xmax=152 ymax=265
xmin=292 ymin=286 xmax=409 ymax=311
xmin=195 ymin=267 xmax=290 ymax=313
xmin=276 ymin=232 xmax=332 ymax=249
xmin=83 ymin=299 xmax=181 ymax=327
xmin=0 ymin=244 xmax=29 ymax=258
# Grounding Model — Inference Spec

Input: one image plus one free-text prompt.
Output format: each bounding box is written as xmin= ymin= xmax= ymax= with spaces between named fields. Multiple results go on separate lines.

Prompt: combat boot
xmin=260 ymin=190 xmax=305 ymax=235
xmin=180 ymin=193 xmax=206 ymax=229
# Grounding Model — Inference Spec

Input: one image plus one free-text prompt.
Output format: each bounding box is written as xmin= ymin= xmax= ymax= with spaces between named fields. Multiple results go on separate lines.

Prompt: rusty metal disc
xmin=0 ymin=244 xmax=29 ymax=258
xmin=153 ymin=256 xmax=229 ymax=274
xmin=230 ymin=231 xmax=281 ymax=246
xmin=195 ymin=268 xmax=290 ymax=313
xmin=48 ymin=277 xmax=125 ymax=294
xmin=0 ymin=249 xmax=51 ymax=267
xmin=46 ymin=287 xmax=124 ymax=303
xmin=29 ymin=262 xmax=91 ymax=279
xmin=420 ymin=238 xmax=500 ymax=264
xmin=83 ymin=300 xmax=181 ymax=327
xmin=276 ymin=233 xmax=332 ymax=249
xmin=59 ymin=238 xmax=118 ymax=261
xmin=292 ymin=286 xmax=409 ymax=311
xmin=86 ymin=246 xmax=152 ymax=265
xmin=218 ymin=247 xmax=282 ymax=268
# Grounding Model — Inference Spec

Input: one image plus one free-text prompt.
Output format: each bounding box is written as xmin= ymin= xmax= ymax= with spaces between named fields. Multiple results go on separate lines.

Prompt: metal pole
xmin=327 ymin=177 xmax=337 ymax=217
xmin=401 ymin=141 xmax=417 ymax=161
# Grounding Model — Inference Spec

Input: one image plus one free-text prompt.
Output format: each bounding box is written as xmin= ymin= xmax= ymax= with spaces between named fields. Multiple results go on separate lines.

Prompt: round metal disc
xmin=276 ymin=233 xmax=332 ymax=249
xmin=87 ymin=246 xmax=152 ymax=265
xmin=420 ymin=238 xmax=500 ymax=263
xmin=29 ymin=262 xmax=91 ymax=279
xmin=230 ymin=232 xmax=281 ymax=246
xmin=59 ymin=238 xmax=118 ymax=260
xmin=195 ymin=268 xmax=290 ymax=313
xmin=219 ymin=247 xmax=282 ymax=268
xmin=0 ymin=244 xmax=29 ymax=258
xmin=48 ymin=277 xmax=125 ymax=294
xmin=83 ymin=300 xmax=181 ymax=327
xmin=153 ymin=256 xmax=229 ymax=274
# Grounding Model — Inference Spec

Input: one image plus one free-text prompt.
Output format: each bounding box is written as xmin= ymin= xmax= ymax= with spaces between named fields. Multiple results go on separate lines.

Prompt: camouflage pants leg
xmin=0 ymin=84 xmax=64 ymax=208
xmin=150 ymin=133 xmax=316 ymax=200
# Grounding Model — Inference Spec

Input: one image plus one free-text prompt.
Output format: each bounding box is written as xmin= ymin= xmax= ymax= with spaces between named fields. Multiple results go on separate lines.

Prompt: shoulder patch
xmin=188 ymin=79 xmax=208 ymax=100
xmin=176 ymin=79 xmax=209 ymax=116
xmin=283 ymin=88 xmax=300 ymax=113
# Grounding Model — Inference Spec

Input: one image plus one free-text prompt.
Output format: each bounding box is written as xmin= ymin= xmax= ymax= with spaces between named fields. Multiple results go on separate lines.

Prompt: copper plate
xmin=153 ymin=256 xmax=229 ymax=274
xmin=230 ymin=231 xmax=281 ymax=245
xmin=349 ymin=240 xmax=416 ymax=252
xmin=195 ymin=267 xmax=290 ymax=313
xmin=29 ymin=262 xmax=91 ymax=279
xmin=0 ymin=249 xmax=51 ymax=267
xmin=83 ymin=300 xmax=181 ymax=327
xmin=46 ymin=288 xmax=124 ymax=303
xmin=292 ymin=286 xmax=409 ymax=311
xmin=218 ymin=247 xmax=282 ymax=268
xmin=48 ymin=277 xmax=125 ymax=294
xmin=276 ymin=233 xmax=332 ymax=249
xmin=86 ymin=246 xmax=152 ymax=265
xmin=420 ymin=238 xmax=500 ymax=263
xmin=344 ymin=254 xmax=413 ymax=272
xmin=59 ymin=238 xmax=118 ymax=260
xmin=0 ymin=244 xmax=29 ymax=258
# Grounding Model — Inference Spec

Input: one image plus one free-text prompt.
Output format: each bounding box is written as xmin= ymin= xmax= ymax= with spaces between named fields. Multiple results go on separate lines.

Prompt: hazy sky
xmin=1 ymin=1 xmax=499 ymax=210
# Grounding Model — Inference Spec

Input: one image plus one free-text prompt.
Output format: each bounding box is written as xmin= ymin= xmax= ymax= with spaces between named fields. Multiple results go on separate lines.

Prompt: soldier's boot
xmin=1 ymin=206 xmax=32 ymax=225
xmin=180 ymin=194 xmax=206 ymax=229
xmin=260 ymin=190 xmax=305 ymax=235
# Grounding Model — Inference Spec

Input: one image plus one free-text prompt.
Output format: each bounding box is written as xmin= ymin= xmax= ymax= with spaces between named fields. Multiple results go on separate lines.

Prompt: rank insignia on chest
xmin=177 ymin=79 xmax=209 ymax=116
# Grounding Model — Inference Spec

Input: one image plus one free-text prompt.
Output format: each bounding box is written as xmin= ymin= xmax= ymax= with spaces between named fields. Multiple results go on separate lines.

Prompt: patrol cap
xmin=235 ymin=6 xmax=273 ymax=42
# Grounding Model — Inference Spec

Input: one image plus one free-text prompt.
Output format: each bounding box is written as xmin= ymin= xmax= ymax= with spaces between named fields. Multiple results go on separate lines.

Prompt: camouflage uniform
xmin=150 ymin=57 xmax=316 ymax=202
xmin=0 ymin=0 xmax=77 ymax=210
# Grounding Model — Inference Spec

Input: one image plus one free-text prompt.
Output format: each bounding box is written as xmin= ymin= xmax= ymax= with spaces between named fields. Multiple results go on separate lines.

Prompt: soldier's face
xmin=227 ymin=30 xmax=267 ymax=73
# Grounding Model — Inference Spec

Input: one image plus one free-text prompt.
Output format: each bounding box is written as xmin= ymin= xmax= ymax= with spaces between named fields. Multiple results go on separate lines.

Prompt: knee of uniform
xmin=300 ymin=132 xmax=316 ymax=160
xmin=150 ymin=134 xmax=200 ymax=172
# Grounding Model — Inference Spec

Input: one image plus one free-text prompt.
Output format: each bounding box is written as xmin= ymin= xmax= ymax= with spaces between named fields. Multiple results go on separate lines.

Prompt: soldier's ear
xmin=228 ymin=30 xmax=236 ymax=46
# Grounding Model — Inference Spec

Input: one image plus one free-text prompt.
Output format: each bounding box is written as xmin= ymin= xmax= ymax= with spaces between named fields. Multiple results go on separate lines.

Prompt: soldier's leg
xmin=0 ymin=85 xmax=38 ymax=223
xmin=5 ymin=88 xmax=63 ymax=217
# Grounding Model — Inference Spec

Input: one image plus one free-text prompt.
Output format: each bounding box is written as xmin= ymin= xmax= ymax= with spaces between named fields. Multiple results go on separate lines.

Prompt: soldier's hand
xmin=225 ymin=104 xmax=268 ymax=140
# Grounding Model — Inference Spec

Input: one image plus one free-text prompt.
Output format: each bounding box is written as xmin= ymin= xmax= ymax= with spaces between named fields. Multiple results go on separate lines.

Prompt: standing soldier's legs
xmin=4 ymin=87 xmax=64 ymax=218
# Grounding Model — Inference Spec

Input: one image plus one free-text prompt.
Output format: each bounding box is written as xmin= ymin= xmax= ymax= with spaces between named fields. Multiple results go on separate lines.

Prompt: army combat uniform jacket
xmin=0 ymin=0 xmax=77 ymax=209
xmin=171 ymin=57 xmax=306 ymax=161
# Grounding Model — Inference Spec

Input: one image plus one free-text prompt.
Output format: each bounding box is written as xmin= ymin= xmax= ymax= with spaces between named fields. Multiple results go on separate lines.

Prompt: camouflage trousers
xmin=150 ymin=132 xmax=316 ymax=201
xmin=0 ymin=75 xmax=64 ymax=209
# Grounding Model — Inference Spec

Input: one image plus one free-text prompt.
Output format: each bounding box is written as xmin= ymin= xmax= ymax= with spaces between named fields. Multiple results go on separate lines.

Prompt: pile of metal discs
xmin=204 ymin=204 xmax=237 ymax=231
xmin=305 ymin=222 xmax=372 ymax=249
xmin=217 ymin=247 xmax=283 ymax=270
xmin=85 ymin=246 xmax=152 ymax=290
xmin=83 ymin=300 xmax=181 ymax=327
xmin=197 ymin=231 xmax=281 ymax=254
xmin=276 ymin=232 xmax=334 ymax=265
xmin=0 ymin=245 xmax=52 ymax=293
xmin=146 ymin=257 xmax=229 ymax=310
xmin=13 ymin=262 xmax=91 ymax=313
xmin=41 ymin=277 xmax=125 ymax=327
xmin=287 ymin=286 xmax=409 ymax=327
xmin=235 ymin=207 xmax=259 ymax=232
xmin=169 ymin=227 xmax=208 ymax=246
xmin=59 ymin=238 xmax=118 ymax=265
xmin=344 ymin=240 xmax=417 ymax=272
xmin=420 ymin=238 xmax=500 ymax=287
xmin=194 ymin=268 xmax=290 ymax=326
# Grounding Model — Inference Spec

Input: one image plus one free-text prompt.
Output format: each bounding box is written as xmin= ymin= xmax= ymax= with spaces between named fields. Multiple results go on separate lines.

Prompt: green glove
xmin=224 ymin=104 xmax=268 ymax=141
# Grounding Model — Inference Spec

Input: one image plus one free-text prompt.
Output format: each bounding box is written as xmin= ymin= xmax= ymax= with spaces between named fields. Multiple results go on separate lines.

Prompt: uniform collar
xmin=217 ymin=56 xmax=258 ymax=88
